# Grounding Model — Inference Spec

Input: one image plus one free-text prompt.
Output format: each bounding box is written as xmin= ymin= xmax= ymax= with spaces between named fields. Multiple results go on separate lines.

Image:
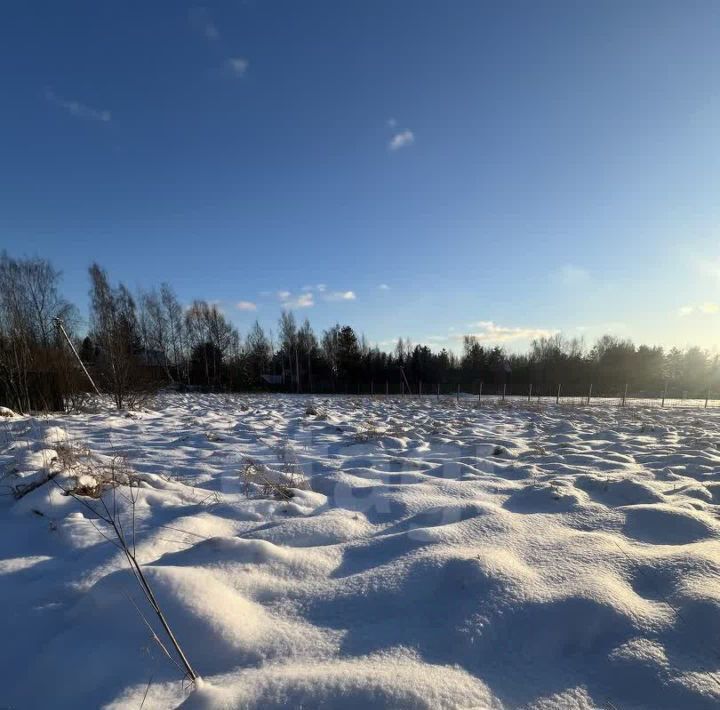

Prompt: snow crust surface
xmin=2 ymin=394 xmax=720 ymax=709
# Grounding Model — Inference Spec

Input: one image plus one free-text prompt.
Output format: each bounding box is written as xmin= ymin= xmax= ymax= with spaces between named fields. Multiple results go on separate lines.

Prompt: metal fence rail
xmin=312 ymin=380 xmax=720 ymax=409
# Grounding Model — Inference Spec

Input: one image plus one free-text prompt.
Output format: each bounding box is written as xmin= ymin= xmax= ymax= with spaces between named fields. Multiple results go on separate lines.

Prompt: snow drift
xmin=1 ymin=394 xmax=720 ymax=708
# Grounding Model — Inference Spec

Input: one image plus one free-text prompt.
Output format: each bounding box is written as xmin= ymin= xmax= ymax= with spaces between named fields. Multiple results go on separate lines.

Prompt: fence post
xmin=556 ymin=383 xmax=561 ymax=405
xmin=502 ymin=383 xmax=506 ymax=402
xmin=622 ymin=383 xmax=628 ymax=407
xmin=386 ymin=380 xmax=389 ymax=396
xmin=528 ymin=383 xmax=532 ymax=402
xmin=661 ymin=382 xmax=668 ymax=408
xmin=706 ymin=388 xmax=710 ymax=409
xmin=478 ymin=381 xmax=483 ymax=403
xmin=437 ymin=383 xmax=440 ymax=401
xmin=457 ymin=383 xmax=460 ymax=402
xmin=587 ymin=383 xmax=593 ymax=405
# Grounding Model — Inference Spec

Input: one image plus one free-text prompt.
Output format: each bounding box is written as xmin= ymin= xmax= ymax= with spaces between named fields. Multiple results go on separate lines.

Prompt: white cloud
xmin=556 ymin=264 xmax=591 ymax=287
xmin=189 ymin=7 xmax=220 ymax=42
xmin=44 ymin=90 xmax=111 ymax=122
xmin=378 ymin=283 xmax=390 ymax=290
xmin=235 ymin=300 xmax=257 ymax=311
xmin=676 ymin=302 xmax=719 ymax=316
xmin=204 ymin=22 xmax=219 ymax=40
xmin=324 ymin=290 xmax=356 ymax=302
xmin=277 ymin=286 xmax=353 ymax=307
xmin=278 ymin=291 xmax=314 ymax=309
xmin=227 ymin=57 xmax=249 ymax=77
xmin=463 ymin=321 xmax=557 ymax=344
xmin=389 ymin=130 xmax=415 ymax=151
xmin=190 ymin=10 xmax=249 ymax=80
xmin=387 ymin=117 xmax=397 ymax=128
xmin=292 ymin=293 xmax=314 ymax=308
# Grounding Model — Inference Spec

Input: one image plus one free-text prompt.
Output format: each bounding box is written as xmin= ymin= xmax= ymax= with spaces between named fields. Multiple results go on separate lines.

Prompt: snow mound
xmin=3 ymin=394 xmax=720 ymax=709
xmin=621 ymin=504 xmax=720 ymax=545
xmin=181 ymin=650 xmax=500 ymax=710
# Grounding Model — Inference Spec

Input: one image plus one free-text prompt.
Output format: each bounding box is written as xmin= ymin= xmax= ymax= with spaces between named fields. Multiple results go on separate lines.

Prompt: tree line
xmin=1 ymin=251 xmax=719 ymax=412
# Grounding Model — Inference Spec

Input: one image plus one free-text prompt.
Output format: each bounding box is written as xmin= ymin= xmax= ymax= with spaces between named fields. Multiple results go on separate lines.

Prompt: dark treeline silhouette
xmin=1 ymin=252 xmax=719 ymax=411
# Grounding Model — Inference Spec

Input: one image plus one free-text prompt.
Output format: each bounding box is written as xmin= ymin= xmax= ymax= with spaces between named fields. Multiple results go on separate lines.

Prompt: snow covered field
xmin=3 ymin=394 xmax=720 ymax=709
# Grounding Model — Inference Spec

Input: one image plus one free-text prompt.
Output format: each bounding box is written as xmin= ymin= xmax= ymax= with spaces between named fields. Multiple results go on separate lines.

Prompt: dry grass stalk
xmin=241 ymin=443 xmax=307 ymax=501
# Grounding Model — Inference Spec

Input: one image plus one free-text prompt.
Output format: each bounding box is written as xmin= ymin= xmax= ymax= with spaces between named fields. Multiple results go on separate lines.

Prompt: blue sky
xmin=3 ymin=1 xmax=720 ymax=352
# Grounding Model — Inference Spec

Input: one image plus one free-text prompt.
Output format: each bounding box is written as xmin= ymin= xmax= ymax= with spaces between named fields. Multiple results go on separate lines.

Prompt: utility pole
xmin=54 ymin=318 xmax=101 ymax=396
xmin=400 ymin=366 xmax=412 ymax=397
